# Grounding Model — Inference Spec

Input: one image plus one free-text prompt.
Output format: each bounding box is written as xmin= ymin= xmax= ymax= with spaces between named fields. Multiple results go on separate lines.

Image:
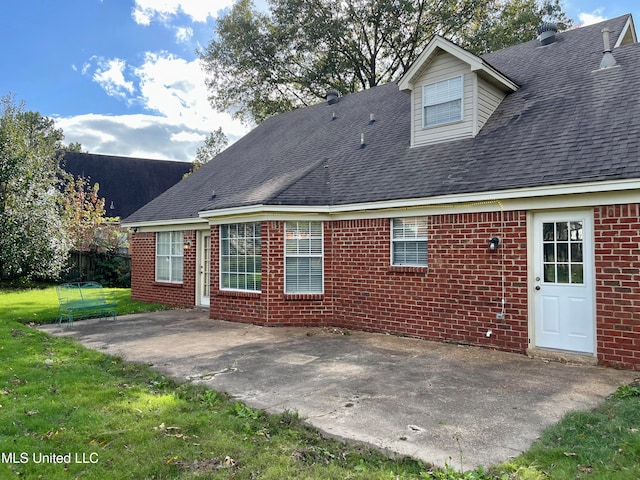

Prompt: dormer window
xmin=422 ymin=75 xmax=463 ymax=127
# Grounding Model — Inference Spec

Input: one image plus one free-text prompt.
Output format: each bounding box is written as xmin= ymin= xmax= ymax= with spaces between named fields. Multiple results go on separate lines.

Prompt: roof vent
xmin=599 ymin=27 xmax=617 ymax=69
xmin=326 ymin=89 xmax=339 ymax=105
xmin=538 ymin=22 xmax=558 ymax=46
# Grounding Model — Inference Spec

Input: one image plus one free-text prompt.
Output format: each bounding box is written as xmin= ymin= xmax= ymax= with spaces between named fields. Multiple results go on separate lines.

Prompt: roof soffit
xmin=398 ymin=35 xmax=518 ymax=93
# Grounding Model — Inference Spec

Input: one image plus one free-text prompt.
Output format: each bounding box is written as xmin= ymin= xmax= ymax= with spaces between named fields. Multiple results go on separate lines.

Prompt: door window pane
xmin=542 ymin=221 xmax=584 ymax=285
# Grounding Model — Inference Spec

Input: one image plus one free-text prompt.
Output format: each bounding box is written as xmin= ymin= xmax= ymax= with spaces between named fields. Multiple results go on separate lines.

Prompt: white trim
xmin=530 ymin=209 xmax=596 ymax=355
xmin=123 ymin=218 xmax=208 ymax=230
xmin=390 ymin=217 xmax=428 ymax=266
xmin=155 ymin=231 xmax=184 ymax=284
xmin=399 ymin=35 xmax=517 ymax=93
xmin=196 ymin=179 xmax=640 ymax=221
xmin=284 ymin=220 xmax=324 ymax=295
xmin=219 ymin=222 xmax=262 ymax=293
xmin=128 ymin=178 xmax=640 ymax=228
xmin=422 ymin=75 xmax=464 ymax=128
xmin=614 ymin=15 xmax=637 ymax=47
xmin=197 ymin=230 xmax=212 ymax=306
xmin=472 ymin=72 xmax=479 ymax=136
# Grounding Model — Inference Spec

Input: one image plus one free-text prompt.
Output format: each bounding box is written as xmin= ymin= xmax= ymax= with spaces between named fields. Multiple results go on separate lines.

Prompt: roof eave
xmin=196 ymin=178 xmax=640 ymax=220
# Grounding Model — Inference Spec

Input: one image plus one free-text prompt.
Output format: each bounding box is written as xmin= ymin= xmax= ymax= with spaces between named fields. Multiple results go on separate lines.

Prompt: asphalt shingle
xmin=124 ymin=15 xmax=640 ymax=224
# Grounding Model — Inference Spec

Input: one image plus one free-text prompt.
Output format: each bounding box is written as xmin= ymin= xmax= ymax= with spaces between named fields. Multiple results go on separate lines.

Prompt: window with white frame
xmin=220 ymin=222 xmax=262 ymax=292
xmin=285 ymin=221 xmax=323 ymax=294
xmin=156 ymin=231 xmax=184 ymax=283
xmin=423 ymin=76 xmax=463 ymax=127
xmin=392 ymin=217 xmax=428 ymax=266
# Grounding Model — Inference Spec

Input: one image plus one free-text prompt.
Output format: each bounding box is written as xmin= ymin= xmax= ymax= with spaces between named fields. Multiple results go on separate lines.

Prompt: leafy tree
xmin=463 ymin=0 xmax=571 ymax=54
xmin=185 ymin=127 xmax=229 ymax=178
xmin=64 ymin=141 xmax=84 ymax=153
xmin=61 ymin=175 xmax=109 ymax=252
xmin=0 ymin=94 xmax=70 ymax=281
xmin=62 ymin=175 xmax=129 ymax=285
xmin=200 ymin=0 xmax=571 ymax=124
xmin=196 ymin=127 xmax=229 ymax=164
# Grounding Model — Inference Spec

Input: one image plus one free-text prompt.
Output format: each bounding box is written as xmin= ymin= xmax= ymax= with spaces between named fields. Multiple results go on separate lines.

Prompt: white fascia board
xmin=398 ymin=36 xmax=517 ymax=93
xmin=471 ymin=62 xmax=518 ymax=92
xmin=121 ymin=217 xmax=209 ymax=232
xmin=200 ymin=205 xmax=332 ymax=224
xmin=197 ymin=178 xmax=640 ymax=221
xmin=615 ymin=15 xmax=637 ymax=47
xmin=329 ymin=178 xmax=640 ymax=212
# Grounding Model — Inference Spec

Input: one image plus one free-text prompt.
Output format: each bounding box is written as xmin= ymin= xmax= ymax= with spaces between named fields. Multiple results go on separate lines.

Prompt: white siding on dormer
xmin=412 ymin=52 xmax=473 ymax=147
xmin=477 ymin=76 xmax=506 ymax=131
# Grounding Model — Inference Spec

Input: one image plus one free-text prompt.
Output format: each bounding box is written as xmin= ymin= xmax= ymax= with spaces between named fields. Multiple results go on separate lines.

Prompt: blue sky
xmin=0 ymin=1 xmax=638 ymax=161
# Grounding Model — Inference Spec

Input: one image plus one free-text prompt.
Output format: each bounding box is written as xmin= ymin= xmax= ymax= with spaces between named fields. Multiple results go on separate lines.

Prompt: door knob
xmin=535 ymin=286 xmax=541 ymax=290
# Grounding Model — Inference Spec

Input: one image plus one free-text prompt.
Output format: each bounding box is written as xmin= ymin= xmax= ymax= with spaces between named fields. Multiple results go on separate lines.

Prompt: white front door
xmin=532 ymin=211 xmax=594 ymax=354
xmin=199 ymin=232 xmax=211 ymax=306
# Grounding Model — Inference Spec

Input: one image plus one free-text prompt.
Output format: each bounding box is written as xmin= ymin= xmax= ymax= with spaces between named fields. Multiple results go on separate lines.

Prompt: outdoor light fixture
xmin=488 ymin=237 xmax=500 ymax=251
xmin=184 ymin=239 xmax=192 ymax=250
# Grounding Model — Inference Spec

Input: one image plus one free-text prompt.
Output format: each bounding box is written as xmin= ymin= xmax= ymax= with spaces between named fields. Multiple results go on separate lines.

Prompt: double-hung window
xmin=391 ymin=217 xmax=428 ymax=266
xmin=220 ymin=222 xmax=262 ymax=292
xmin=423 ymin=76 xmax=463 ymax=127
xmin=285 ymin=221 xmax=323 ymax=294
xmin=156 ymin=231 xmax=184 ymax=283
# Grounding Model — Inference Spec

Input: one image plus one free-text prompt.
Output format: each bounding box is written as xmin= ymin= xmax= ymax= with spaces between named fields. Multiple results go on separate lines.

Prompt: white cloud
xmin=92 ymin=58 xmax=135 ymax=99
xmin=578 ymin=9 xmax=606 ymax=26
xmin=56 ymin=112 xmax=244 ymax=162
xmin=175 ymin=26 xmax=193 ymax=43
xmin=132 ymin=0 xmax=234 ymax=25
xmin=62 ymin=52 xmax=248 ymax=161
xmin=171 ymin=131 xmax=205 ymax=142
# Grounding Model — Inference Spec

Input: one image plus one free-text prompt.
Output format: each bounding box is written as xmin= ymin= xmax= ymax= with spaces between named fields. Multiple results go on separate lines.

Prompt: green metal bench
xmin=56 ymin=282 xmax=118 ymax=327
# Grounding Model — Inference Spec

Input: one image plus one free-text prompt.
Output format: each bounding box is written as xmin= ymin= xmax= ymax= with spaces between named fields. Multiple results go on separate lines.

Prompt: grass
xmin=0 ymin=284 xmax=172 ymax=325
xmin=1 ymin=286 xmax=639 ymax=479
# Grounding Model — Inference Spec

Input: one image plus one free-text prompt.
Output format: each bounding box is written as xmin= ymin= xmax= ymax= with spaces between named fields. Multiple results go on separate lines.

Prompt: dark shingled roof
xmin=125 ymin=15 xmax=640 ymax=224
xmin=62 ymin=152 xmax=192 ymax=219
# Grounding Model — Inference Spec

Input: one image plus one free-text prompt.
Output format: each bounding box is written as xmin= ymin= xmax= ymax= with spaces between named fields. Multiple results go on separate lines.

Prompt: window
xmin=542 ymin=221 xmax=584 ymax=284
xmin=423 ymin=76 xmax=463 ymax=127
xmin=220 ymin=222 xmax=262 ymax=292
xmin=392 ymin=217 xmax=428 ymax=266
xmin=285 ymin=221 xmax=323 ymax=294
xmin=156 ymin=231 xmax=184 ymax=283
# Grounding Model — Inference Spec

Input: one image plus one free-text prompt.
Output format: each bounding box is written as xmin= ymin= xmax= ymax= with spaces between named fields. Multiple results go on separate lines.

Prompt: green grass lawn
xmin=1 ymin=287 xmax=639 ymax=479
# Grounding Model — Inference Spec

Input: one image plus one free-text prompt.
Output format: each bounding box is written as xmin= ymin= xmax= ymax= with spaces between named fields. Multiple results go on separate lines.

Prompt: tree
xmin=200 ymin=0 xmax=571 ymax=124
xmin=463 ymin=0 xmax=571 ymax=54
xmin=185 ymin=127 xmax=229 ymax=178
xmin=61 ymin=175 xmax=128 ymax=284
xmin=195 ymin=127 xmax=228 ymax=164
xmin=0 ymin=94 xmax=70 ymax=282
xmin=61 ymin=175 xmax=108 ymax=252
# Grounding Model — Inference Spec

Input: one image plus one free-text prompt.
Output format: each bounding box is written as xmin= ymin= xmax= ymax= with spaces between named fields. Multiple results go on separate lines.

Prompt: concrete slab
xmin=39 ymin=310 xmax=637 ymax=470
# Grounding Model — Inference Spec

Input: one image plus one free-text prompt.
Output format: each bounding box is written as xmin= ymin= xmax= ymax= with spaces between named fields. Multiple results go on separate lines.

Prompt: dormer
xmin=399 ymin=36 xmax=518 ymax=148
xmin=615 ymin=15 xmax=637 ymax=47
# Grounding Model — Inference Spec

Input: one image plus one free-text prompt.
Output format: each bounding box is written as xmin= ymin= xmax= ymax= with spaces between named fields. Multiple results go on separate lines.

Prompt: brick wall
xmin=130 ymin=205 xmax=640 ymax=370
xmin=329 ymin=213 xmax=529 ymax=352
xmin=130 ymin=230 xmax=196 ymax=307
xmin=208 ymin=214 xmax=528 ymax=351
xmin=209 ymin=222 xmax=333 ymax=326
xmin=594 ymin=204 xmax=640 ymax=370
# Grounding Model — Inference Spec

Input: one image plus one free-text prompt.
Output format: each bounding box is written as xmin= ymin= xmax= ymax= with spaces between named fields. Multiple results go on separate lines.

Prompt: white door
xmin=199 ymin=232 xmax=211 ymax=306
xmin=533 ymin=211 xmax=594 ymax=354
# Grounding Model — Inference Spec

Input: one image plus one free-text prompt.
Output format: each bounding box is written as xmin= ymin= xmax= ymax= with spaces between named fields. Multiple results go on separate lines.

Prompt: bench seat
xmin=56 ymin=282 xmax=118 ymax=327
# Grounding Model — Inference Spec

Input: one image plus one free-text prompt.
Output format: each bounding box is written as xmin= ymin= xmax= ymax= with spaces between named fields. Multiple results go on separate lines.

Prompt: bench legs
xmin=56 ymin=309 xmax=117 ymax=328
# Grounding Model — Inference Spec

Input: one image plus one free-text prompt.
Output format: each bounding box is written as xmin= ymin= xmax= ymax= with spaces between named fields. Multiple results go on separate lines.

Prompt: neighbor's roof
xmin=62 ymin=151 xmax=192 ymax=219
xmin=124 ymin=14 xmax=640 ymax=224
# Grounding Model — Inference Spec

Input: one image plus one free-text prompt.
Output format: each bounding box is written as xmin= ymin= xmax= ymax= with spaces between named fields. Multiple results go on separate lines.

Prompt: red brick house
xmin=124 ymin=15 xmax=640 ymax=370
